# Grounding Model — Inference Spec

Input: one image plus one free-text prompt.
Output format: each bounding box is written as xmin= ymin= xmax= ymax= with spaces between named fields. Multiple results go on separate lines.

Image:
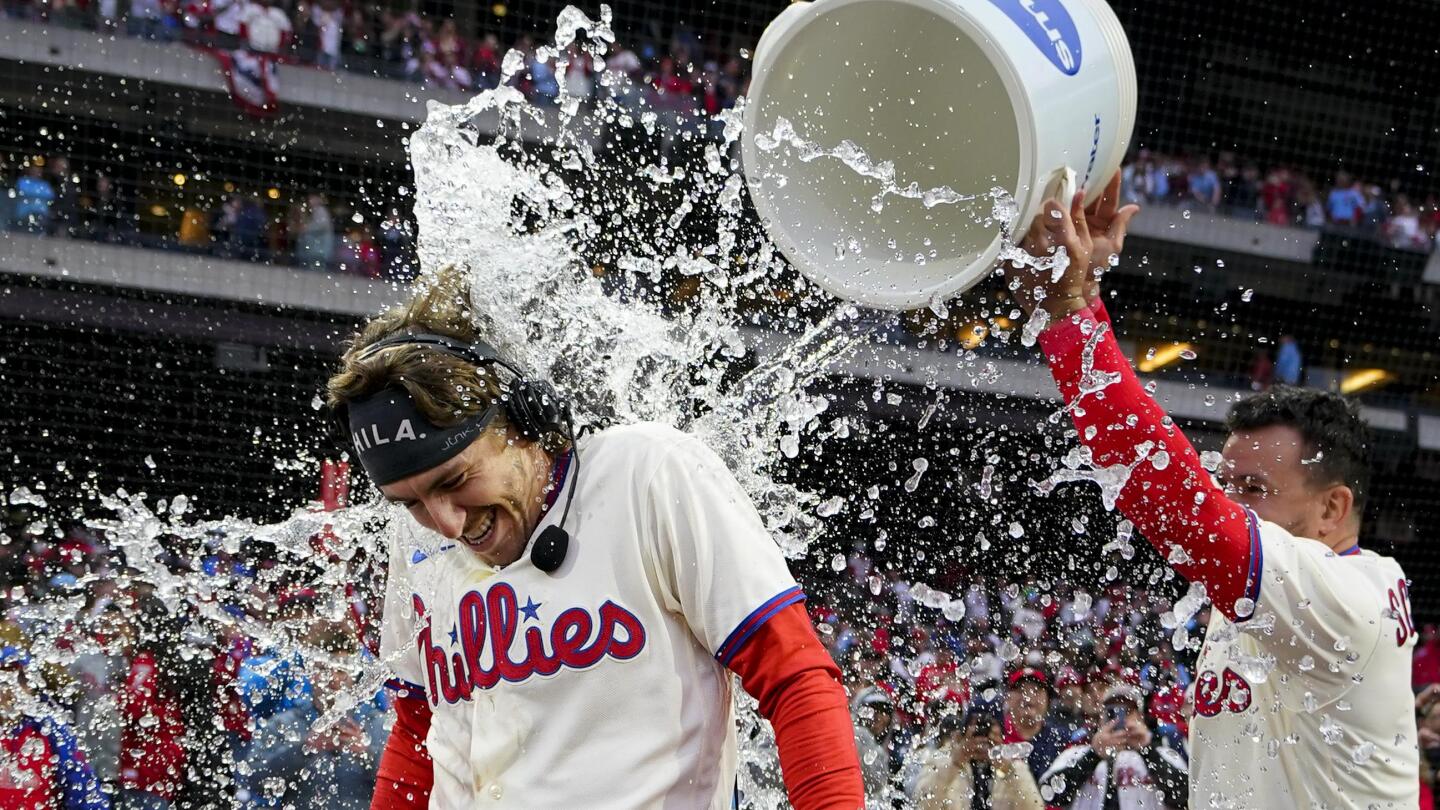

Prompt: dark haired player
xmin=1009 ymin=174 xmax=1418 ymax=807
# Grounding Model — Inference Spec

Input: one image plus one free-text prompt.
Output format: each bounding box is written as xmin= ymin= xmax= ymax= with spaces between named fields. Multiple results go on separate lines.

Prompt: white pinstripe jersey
xmin=1188 ymin=513 xmax=1418 ymax=809
xmin=378 ymin=423 xmax=802 ymax=808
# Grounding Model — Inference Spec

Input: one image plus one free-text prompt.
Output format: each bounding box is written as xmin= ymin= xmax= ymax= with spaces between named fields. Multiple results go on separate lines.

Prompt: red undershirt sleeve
xmin=726 ymin=601 xmax=865 ymax=810
xmin=1036 ymin=305 xmax=1261 ymax=620
xmin=370 ymin=693 xmax=434 ymax=809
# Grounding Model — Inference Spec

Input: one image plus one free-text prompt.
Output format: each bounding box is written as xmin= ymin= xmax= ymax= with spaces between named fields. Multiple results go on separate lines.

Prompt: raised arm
xmin=1007 ymin=175 xmax=1258 ymax=620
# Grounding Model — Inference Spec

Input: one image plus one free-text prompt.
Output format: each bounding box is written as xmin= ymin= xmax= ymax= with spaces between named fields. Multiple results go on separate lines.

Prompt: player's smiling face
xmin=1218 ymin=424 xmax=1339 ymax=540
xmin=379 ymin=422 xmax=552 ymax=568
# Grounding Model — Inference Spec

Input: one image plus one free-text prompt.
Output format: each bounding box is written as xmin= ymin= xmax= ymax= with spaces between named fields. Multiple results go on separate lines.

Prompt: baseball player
xmin=326 ymin=273 xmax=864 ymax=808
xmin=1009 ymin=173 xmax=1418 ymax=808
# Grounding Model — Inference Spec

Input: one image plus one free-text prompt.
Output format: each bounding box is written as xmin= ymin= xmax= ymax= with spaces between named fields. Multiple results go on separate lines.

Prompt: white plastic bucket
xmin=741 ymin=0 xmax=1136 ymax=311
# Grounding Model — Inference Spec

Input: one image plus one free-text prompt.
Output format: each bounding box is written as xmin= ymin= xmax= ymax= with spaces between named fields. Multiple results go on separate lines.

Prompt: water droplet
xmin=1320 ymin=715 xmax=1343 ymax=744
xmin=1007 ymin=521 xmax=1024 ymax=538
xmin=830 ymin=553 xmax=846 ymax=572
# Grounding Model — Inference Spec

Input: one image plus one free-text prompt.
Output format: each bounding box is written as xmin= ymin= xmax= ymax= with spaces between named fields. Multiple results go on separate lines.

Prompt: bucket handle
xmin=1043 ymin=166 xmax=1079 ymax=208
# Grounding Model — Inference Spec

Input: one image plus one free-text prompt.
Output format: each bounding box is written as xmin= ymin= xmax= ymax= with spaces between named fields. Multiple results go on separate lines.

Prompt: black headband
xmin=347 ymin=389 xmax=500 ymax=486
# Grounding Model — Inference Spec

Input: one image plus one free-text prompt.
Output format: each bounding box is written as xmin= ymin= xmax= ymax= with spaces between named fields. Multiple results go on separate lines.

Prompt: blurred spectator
xmin=294 ymin=193 xmax=335 ymax=268
xmin=48 ymin=156 xmax=80 ymax=237
xmin=0 ymin=645 xmax=110 ymax=809
xmin=377 ymin=208 xmax=415 ymax=282
xmin=1248 ymin=349 xmax=1274 ymax=391
xmin=1224 ymin=162 xmax=1262 ymax=219
xmin=1185 ymin=158 xmax=1221 ymax=212
xmin=652 ymin=56 xmax=695 ymax=113
xmin=1420 ymin=685 xmax=1440 ymax=805
xmin=1295 ymin=180 xmax=1326 ymax=228
xmin=309 ymin=0 xmax=344 ymax=69
xmin=215 ymin=194 xmax=267 ymax=260
xmin=336 ymin=222 xmax=380 ymax=277
xmin=80 ymin=172 xmax=132 ymax=242
xmin=1002 ymin=667 xmax=1070 ymax=782
xmin=1274 ymin=335 xmax=1303 ymax=386
xmin=853 ymin=687 xmax=897 ymax=799
xmin=126 ymin=0 xmax=177 ymax=40
xmin=470 ymin=32 xmax=501 ymax=88
xmin=119 ymin=599 xmax=227 ymax=808
xmin=431 ymin=18 xmax=463 ymax=67
xmin=1388 ymin=194 xmax=1430 ymax=250
xmin=242 ymin=0 xmax=292 ymax=54
xmin=342 ymin=4 xmax=374 ymax=66
xmin=527 ymin=43 xmax=560 ymax=104
xmin=1039 ymin=683 xmax=1188 ymax=810
xmin=1415 ymin=626 xmax=1440 ymax=690
xmin=240 ymin=615 xmax=386 ymax=809
xmin=915 ymin=643 xmax=968 ymax=711
xmin=1326 ymin=171 xmax=1366 ymax=225
xmin=1051 ymin=668 xmax=1087 ymax=738
xmin=11 ymin=163 xmax=57 ymax=233
xmin=418 ymin=51 xmax=447 ymax=89
xmin=913 ymin=711 xmax=1044 ymax=810
xmin=606 ymin=39 xmax=642 ymax=81
xmin=210 ymin=0 xmax=244 ymax=44
xmin=1121 ymin=150 xmax=1168 ymax=204
xmin=561 ymin=44 xmax=596 ymax=103
xmin=1259 ymin=167 xmax=1293 ymax=225
xmin=379 ymin=9 xmax=423 ymax=77
xmin=1361 ymin=182 xmax=1389 ymax=230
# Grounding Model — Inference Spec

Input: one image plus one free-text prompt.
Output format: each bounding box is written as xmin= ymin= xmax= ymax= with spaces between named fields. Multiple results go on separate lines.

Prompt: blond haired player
xmin=328 ymin=274 xmax=863 ymax=808
xmin=1009 ymin=173 xmax=1418 ymax=808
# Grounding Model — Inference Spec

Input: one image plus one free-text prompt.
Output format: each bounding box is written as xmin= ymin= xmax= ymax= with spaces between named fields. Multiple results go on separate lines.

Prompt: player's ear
xmin=1317 ymin=483 xmax=1355 ymax=538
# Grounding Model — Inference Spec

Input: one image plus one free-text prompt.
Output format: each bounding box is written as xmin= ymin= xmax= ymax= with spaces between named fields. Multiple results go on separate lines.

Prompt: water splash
xmin=754 ymin=115 xmax=1004 ymax=214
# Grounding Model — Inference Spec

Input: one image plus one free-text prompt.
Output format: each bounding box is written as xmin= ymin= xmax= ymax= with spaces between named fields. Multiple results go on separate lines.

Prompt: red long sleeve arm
xmin=370 ymin=691 xmax=434 ymax=809
xmin=726 ymin=601 xmax=865 ymax=810
xmin=1036 ymin=305 xmax=1260 ymax=620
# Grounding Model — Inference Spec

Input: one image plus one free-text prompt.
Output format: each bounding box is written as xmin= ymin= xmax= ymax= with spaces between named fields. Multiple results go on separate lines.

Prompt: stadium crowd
xmin=3 ymin=512 xmax=1437 ymax=808
xmin=1121 ymin=150 xmax=1440 ymax=251
xmin=0 ymin=153 xmax=420 ymax=280
xmin=5 ymin=145 xmax=1437 ymax=289
xmin=2 ymin=0 xmax=751 ymax=111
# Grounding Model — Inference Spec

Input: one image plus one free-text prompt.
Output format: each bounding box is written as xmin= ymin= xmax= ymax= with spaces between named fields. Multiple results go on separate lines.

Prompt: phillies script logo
xmin=1194 ymin=667 xmax=1253 ymax=717
xmin=414 ymin=583 xmax=647 ymax=705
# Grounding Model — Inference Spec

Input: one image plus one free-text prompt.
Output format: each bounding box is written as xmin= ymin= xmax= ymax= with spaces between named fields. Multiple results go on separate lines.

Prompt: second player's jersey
xmin=1188 ymin=512 xmax=1419 ymax=809
xmin=377 ymin=422 xmax=802 ymax=808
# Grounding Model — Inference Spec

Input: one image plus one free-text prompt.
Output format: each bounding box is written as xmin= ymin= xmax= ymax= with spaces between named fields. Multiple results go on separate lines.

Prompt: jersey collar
xmin=542 ymin=449 xmax=574 ymax=514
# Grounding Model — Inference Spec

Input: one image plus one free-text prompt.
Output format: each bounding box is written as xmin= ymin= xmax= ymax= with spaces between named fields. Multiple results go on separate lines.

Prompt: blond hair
xmin=326 ymin=268 xmax=570 ymax=453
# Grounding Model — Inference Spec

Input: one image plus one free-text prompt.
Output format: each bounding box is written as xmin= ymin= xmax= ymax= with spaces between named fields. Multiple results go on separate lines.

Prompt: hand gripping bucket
xmin=741 ymin=0 xmax=1137 ymax=310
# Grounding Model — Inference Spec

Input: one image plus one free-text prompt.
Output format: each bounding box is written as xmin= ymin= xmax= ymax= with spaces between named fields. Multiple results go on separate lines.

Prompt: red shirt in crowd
xmin=120 ymin=650 xmax=187 ymax=800
xmin=0 ymin=723 xmax=60 ymax=807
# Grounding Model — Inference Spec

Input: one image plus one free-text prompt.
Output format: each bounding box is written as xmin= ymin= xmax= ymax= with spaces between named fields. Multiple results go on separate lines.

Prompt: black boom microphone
xmin=530 ymin=418 xmax=581 ymax=574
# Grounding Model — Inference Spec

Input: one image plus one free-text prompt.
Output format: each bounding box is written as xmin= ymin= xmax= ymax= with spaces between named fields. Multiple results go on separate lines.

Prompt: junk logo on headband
xmin=347 ymin=389 xmax=500 ymax=486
